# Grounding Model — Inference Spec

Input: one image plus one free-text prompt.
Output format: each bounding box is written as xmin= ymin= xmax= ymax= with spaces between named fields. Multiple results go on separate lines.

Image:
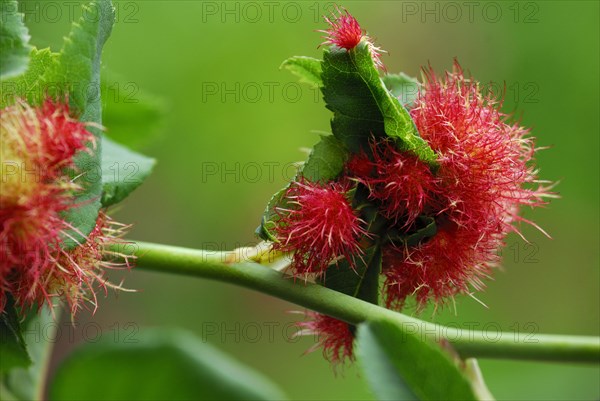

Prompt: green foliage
xmin=0 ymin=0 xmax=31 ymax=79
xmin=48 ymin=328 xmax=287 ymax=401
xmin=321 ymin=45 xmax=384 ymax=153
xmin=50 ymin=0 xmax=115 ymax=249
xmin=280 ymin=56 xmax=323 ymax=88
xmin=256 ymin=185 xmax=288 ymax=241
xmin=302 ymin=135 xmax=348 ymax=182
xmin=357 ymin=320 xmax=492 ymax=401
xmin=101 ymin=136 xmax=156 ymax=207
xmin=0 ymin=297 xmax=30 ymax=373
xmin=2 ymin=307 xmax=55 ymax=401
xmin=0 ymin=48 xmax=56 ymax=107
xmin=321 ymin=42 xmax=437 ymax=166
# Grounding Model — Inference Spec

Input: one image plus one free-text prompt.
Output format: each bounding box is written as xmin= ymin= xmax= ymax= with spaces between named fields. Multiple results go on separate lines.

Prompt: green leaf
xmin=0 ymin=0 xmax=32 ymax=79
xmin=321 ymin=45 xmax=384 ymax=153
xmin=48 ymin=328 xmax=287 ymax=401
xmin=101 ymin=136 xmax=155 ymax=207
xmin=321 ymin=42 xmax=437 ymax=166
xmin=356 ymin=320 xmax=493 ymax=401
xmin=47 ymin=0 xmax=115 ymax=115
xmin=0 ymin=48 xmax=57 ymax=107
xmin=280 ymin=56 xmax=322 ymax=87
xmin=382 ymin=73 xmax=421 ymax=109
xmin=321 ymin=245 xmax=382 ymax=305
xmin=101 ymin=70 xmax=166 ymax=149
xmin=256 ymin=185 xmax=288 ymax=241
xmin=301 ymin=134 xmax=348 ymax=182
xmin=46 ymin=0 xmax=115 ymax=249
xmin=0 ymin=382 xmax=18 ymax=401
xmin=0 ymin=296 xmax=30 ymax=373
xmin=3 ymin=307 xmax=56 ymax=401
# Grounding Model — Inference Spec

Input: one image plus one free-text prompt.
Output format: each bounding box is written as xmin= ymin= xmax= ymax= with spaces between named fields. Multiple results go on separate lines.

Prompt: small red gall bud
xmin=320 ymin=8 xmax=386 ymax=70
xmin=273 ymin=179 xmax=366 ymax=277
xmin=296 ymin=311 xmax=354 ymax=365
xmin=321 ymin=8 xmax=363 ymax=50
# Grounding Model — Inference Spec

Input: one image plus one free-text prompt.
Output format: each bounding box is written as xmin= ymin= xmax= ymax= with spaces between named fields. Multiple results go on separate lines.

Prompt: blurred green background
xmin=21 ymin=0 xmax=599 ymax=399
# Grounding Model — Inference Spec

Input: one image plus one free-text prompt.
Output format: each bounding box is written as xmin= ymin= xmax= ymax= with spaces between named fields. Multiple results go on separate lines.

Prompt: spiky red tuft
xmin=320 ymin=9 xmax=386 ymax=70
xmin=35 ymin=99 xmax=95 ymax=171
xmin=413 ymin=62 xmax=551 ymax=234
xmin=321 ymin=8 xmax=363 ymax=50
xmin=383 ymin=224 xmax=498 ymax=310
xmin=8 ymin=212 xmax=134 ymax=315
xmin=273 ymin=179 xmax=366 ymax=277
xmin=382 ymin=62 xmax=553 ymax=308
xmin=356 ymin=140 xmax=439 ymax=228
xmin=296 ymin=311 xmax=354 ymax=365
xmin=0 ymin=192 xmax=70 ymax=307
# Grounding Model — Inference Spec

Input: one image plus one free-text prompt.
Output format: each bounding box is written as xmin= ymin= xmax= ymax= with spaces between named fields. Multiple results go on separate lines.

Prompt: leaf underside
xmin=280 ymin=56 xmax=322 ymax=88
xmin=357 ymin=320 xmax=490 ymax=401
xmin=100 ymin=136 xmax=156 ymax=207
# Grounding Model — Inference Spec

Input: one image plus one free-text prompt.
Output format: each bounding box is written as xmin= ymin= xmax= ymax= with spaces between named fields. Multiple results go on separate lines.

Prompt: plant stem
xmin=113 ymin=241 xmax=599 ymax=364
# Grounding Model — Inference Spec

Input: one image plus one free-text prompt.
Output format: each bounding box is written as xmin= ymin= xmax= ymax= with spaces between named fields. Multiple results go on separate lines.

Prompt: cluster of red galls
xmin=273 ymin=10 xmax=552 ymax=364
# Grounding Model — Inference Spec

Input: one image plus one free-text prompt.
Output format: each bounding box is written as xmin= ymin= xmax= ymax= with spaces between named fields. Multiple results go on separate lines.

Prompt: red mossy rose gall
xmin=381 ymin=63 xmax=554 ymax=309
xmin=273 ymin=179 xmax=367 ymax=277
xmin=0 ymin=99 xmax=133 ymax=315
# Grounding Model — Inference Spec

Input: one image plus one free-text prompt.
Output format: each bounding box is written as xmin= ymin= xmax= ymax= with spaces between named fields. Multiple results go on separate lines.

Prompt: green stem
xmin=114 ymin=241 xmax=599 ymax=364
